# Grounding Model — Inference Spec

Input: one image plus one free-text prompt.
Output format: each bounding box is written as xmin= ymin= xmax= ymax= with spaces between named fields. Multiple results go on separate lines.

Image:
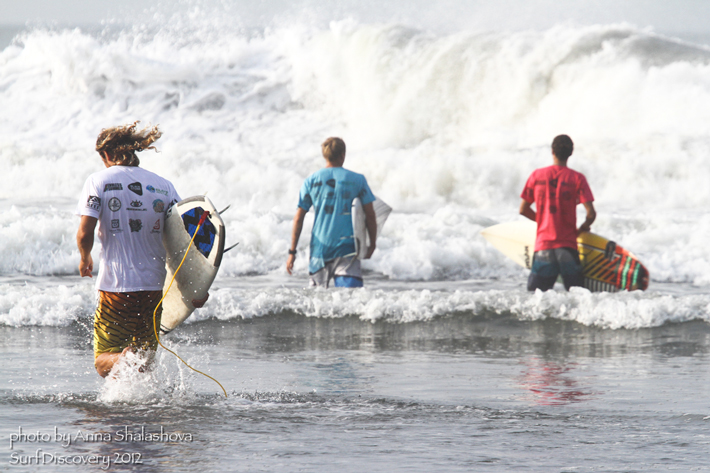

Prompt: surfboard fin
xmin=224 ymin=242 xmax=239 ymax=253
xmin=218 ymin=205 xmax=231 ymax=214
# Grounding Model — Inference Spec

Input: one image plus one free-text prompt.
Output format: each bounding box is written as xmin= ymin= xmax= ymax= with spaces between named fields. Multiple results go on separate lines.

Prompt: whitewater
xmin=2 ymin=15 xmax=710 ymax=328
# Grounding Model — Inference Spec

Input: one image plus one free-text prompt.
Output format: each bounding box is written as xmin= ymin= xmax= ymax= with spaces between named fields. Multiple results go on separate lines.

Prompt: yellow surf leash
xmin=152 ymin=210 xmax=228 ymax=398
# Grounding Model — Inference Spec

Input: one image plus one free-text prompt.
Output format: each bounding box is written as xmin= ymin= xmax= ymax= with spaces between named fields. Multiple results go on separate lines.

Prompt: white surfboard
xmin=160 ymin=196 xmax=226 ymax=334
xmin=480 ymin=220 xmax=537 ymax=270
xmin=352 ymin=197 xmax=392 ymax=259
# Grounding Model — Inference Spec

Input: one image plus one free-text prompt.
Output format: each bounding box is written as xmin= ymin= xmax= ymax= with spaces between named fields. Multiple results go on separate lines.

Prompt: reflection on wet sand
xmin=517 ymin=357 xmax=596 ymax=406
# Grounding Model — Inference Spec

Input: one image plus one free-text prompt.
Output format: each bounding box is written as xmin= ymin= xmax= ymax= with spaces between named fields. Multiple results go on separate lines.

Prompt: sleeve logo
xmin=86 ymin=196 xmax=101 ymax=211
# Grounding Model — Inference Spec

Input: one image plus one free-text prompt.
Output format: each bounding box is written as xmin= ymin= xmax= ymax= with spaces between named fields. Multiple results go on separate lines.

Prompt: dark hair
xmin=95 ymin=121 xmax=162 ymax=166
xmin=551 ymin=135 xmax=574 ymax=160
xmin=321 ymin=137 xmax=346 ymax=162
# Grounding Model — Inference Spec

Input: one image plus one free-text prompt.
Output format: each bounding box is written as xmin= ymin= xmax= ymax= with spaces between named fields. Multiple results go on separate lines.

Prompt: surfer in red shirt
xmin=519 ymin=135 xmax=596 ymax=291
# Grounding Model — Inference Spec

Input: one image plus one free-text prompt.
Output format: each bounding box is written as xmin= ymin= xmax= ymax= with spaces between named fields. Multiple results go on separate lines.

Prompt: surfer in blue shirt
xmin=286 ymin=137 xmax=377 ymax=288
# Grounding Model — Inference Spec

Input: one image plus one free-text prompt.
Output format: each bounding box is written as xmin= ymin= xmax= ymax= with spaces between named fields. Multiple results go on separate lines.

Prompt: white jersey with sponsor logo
xmin=77 ymin=165 xmax=181 ymax=292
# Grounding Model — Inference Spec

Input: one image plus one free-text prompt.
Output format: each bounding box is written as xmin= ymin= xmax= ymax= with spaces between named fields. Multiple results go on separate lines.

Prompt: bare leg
xmin=94 ymin=346 xmax=133 ymax=378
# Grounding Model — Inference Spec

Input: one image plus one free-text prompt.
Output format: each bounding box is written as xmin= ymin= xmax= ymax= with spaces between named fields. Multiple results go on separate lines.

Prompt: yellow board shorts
xmin=93 ymin=290 xmax=162 ymax=359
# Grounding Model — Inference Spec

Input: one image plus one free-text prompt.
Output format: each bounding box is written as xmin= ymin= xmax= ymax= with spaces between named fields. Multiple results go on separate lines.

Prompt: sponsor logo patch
xmin=152 ymin=219 xmax=161 ymax=233
xmin=146 ymin=185 xmax=169 ymax=196
xmin=128 ymin=182 xmax=143 ymax=195
xmin=152 ymin=199 xmax=165 ymax=213
xmin=129 ymin=219 xmax=142 ymax=232
xmin=111 ymin=219 xmax=121 ymax=232
xmin=103 ymin=183 xmax=123 ymax=192
xmin=127 ymin=200 xmax=146 ymax=211
xmin=86 ymin=196 xmax=101 ymax=211
xmin=108 ymin=197 xmax=121 ymax=212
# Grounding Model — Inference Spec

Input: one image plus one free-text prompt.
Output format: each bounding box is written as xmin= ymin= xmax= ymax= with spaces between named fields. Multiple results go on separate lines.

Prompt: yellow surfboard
xmin=481 ymin=220 xmax=649 ymax=292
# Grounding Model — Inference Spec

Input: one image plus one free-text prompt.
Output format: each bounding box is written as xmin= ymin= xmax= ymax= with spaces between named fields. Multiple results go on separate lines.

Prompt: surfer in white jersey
xmin=76 ymin=122 xmax=205 ymax=377
xmin=286 ymin=137 xmax=378 ymax=288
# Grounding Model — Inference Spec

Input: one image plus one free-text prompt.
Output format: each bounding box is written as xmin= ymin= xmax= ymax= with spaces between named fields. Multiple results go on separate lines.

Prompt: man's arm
xmin=363 ymin=202 xmax=377 ymax=259
xmin=77 ymin=215 xmax=97 ymax=277
xmin=519 ymin=199 xmax=536 ymax=222
xmin=578 ymin=201 xmax=596 ymax=234
xmin=286 ymin=207 xmax=308 ymax=275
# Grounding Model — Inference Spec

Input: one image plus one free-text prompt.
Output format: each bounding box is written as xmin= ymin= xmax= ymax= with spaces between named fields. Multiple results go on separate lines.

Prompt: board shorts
xmin=309 ymin=256 xmax=363 ymax=288
xmin=93 ymin=290 xmax=162 ymax=359
xmin=527 ymin=247 xmax=584 ymax=292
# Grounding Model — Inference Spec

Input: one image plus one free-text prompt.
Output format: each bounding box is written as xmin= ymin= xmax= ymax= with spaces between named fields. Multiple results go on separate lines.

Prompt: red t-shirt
xmin=520 ymin=165 xmax=594 ymax=251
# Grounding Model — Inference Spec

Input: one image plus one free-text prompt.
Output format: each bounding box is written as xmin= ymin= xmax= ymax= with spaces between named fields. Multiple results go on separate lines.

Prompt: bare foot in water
xmin=95 ymin=346 xmax=154 ymax=378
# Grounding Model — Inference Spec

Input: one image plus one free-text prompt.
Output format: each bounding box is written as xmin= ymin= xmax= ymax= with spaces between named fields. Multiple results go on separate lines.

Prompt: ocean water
xmin=2 ymin=1 xmax=710 ymax=470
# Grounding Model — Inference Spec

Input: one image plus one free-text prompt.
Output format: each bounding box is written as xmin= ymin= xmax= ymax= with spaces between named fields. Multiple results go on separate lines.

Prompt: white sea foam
xmin=2 ymin=282 xmax=707 ymax=330
xmin=200 ymin=286 xmax=710 ymax=329
xmin=98 ymin=347 xmax=203 ymax=404
xmin=0 ymin=282 xmax=93 ymax=326
xmin=1 ymin=12 xmax=709 ymax=324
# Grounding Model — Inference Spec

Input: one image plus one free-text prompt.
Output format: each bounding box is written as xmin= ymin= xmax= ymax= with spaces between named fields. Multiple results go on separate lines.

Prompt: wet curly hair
xmin=95 ymin=121 xmax=162 ymax=166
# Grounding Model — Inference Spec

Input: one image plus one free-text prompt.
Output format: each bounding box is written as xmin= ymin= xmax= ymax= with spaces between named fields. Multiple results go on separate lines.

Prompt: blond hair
xmin=95 ymin=121 xmax=162 ymax=166
xmin=321 ymin=137 xmax=346 ymax=163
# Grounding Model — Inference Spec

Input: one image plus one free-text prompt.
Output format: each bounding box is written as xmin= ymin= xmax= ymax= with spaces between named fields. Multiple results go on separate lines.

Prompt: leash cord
xmin=152 ymin=210 xmax=228 ymax=398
